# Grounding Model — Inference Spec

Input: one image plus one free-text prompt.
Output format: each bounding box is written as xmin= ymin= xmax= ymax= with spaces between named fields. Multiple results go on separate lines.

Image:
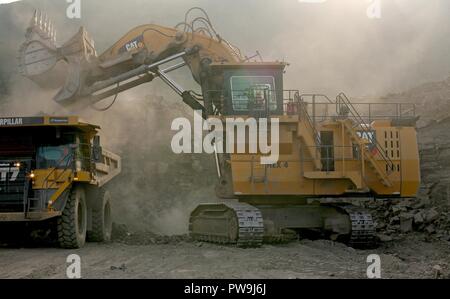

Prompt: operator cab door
xmin=73 ymin=133 xmax=92 ymax=173
xmin=320 ymin=131 xmax=335 ymax=172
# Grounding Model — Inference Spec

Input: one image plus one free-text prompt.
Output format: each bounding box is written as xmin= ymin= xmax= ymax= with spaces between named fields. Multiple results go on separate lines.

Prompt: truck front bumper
xmin=0 ymin=211 xmax=62 ymax=222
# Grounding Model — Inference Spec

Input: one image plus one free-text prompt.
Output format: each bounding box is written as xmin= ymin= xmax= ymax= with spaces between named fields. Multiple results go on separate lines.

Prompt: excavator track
xmin=337 ymin=204 xmax=376 ymax=248
xmin=189 ymin=202 xmax=264 ymax=248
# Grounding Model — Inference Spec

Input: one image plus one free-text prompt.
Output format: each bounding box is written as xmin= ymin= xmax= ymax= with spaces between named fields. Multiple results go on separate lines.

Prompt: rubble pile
xmin=111 ymin=223 xmax=190 ymax=246
xmin=367 ymin=196 xmax=449 ymax=242
xmin=366 ymin=141 xmax=450 ymax=243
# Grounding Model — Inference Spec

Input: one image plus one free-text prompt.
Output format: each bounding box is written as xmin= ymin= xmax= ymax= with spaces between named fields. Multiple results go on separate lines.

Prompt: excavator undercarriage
xmin=18 ymin=8 xmax=421 ymax=249
xmin=190 ymin=201 xmax=376 ymax=248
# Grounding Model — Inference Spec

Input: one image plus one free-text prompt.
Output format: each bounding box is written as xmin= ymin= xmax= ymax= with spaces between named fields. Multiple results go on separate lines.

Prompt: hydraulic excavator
xmin=18 ymin=8 xmax=421 ymax=247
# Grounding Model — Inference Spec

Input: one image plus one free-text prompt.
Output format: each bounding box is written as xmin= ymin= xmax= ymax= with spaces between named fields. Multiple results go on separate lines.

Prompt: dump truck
xmin=0 ymin=116 xmax=121 ymax=248
xmin=18 ymin=8 xmax=420 ymax=247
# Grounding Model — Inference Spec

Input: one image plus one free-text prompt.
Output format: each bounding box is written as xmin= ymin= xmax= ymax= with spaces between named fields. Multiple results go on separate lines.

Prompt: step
xmin=304 ymin=171 xmax=364 ymax=189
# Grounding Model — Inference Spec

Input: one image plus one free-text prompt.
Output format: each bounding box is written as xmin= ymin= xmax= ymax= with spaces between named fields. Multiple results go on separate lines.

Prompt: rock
xmin=415 ymin=197 xmax=431 ymax=209
xmin=389 ymin=224 xmax=400 ymax=231
xmin=377 ymin=221 xmax=387 ymax=229
xmin=391 ymin=206 xmax=407 ymax=214
xmin=390 ymin=216 xmax=400 ymax=225
xmin=425 ymin=208 xmax=440 ymax=223
xmin=441 ymin=234 xmax=450 ymax=241
xmin=400 ymin=212 xmax=414 ymax=219
xmin=417 ymin=188 xmax=430 ymax=199
xmin=110 ymin=264 xmax=127 ymax=271
xmin=378 ymin=234 xmax=393 ymax=242
xmin=397 ymin=200 xmax=412 ymax=207
xmin=433 ymin=265 xmax=442 ymax=278
xmin=400 ymin=217 xmax=413 ymax=233
xmin=111 ymin=223 xmax=130 ymax=240
xmin=414 ymin=212 xmax=424 ymax=225
xmin=425 ymin=224 xmax=436 ymax=234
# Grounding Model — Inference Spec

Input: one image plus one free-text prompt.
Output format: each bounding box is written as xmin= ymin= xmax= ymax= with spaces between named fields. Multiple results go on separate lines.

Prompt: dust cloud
xmin=0 ymin=0 xmax=449 ymax=234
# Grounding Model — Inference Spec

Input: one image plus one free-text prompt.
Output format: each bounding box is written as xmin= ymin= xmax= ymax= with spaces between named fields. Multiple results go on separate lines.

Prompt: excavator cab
xmin=205 ymin=63 xmax=286 ymax=117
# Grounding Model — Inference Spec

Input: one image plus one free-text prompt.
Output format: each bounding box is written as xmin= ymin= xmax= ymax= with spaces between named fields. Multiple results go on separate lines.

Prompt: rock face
xmin=368 ymin=197 xmax=449 ymax=242
xmin=369 ymin=77 xmax=450 ymax=242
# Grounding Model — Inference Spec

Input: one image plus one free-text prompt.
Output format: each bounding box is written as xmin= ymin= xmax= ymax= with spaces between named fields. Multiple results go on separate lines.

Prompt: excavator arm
xmin=18 ymin=8 xmax=244 ymax=116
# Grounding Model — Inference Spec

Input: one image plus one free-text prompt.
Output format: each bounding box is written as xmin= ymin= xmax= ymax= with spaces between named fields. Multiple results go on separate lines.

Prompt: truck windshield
xmin=36 ymin=145 xmax=72 ymax=169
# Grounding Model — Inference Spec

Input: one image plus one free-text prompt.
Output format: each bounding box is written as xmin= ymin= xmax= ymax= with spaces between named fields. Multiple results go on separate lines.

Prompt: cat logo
xmin=119 ymin=35 xmax=145 ymax=54
xmin=0 ymin=167 xmax=20 ymax=182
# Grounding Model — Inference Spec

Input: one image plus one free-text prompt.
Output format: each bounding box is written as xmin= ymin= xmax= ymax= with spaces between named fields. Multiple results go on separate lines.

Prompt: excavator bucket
xmin=18 ymin=10 xmax=97 ymax=103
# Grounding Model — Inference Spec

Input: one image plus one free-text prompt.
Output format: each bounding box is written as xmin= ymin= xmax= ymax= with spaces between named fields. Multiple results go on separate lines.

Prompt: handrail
xmin=42 ymin=151 xmax=74 ymax=189
xmin=44 ymin=143 xmax=90 ymax=188
xmin=336 ymin=92 xmax=395 ymax=174
xmin=301 ymin=145 xmax=356 ymax=172
xmin=206 ymin=89 xmax=415 ymax=122
xmin=299 ymin=94 xmax=334 ymax=104
xmin=41 ymin=142 xmax=92 ymax=189
xmin=295 ymin=92 xmax=321 ymax=147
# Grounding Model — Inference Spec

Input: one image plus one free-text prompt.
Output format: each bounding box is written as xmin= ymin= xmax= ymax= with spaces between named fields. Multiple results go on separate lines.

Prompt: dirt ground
xmin=0 ymin=233 xmax=449 ymax=279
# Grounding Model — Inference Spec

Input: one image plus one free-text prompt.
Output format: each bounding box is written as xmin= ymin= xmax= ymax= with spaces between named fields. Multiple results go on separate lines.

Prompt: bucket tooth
xmin=30 ymin=9 xmax=38 ymax=26
xmin=45 ymin=15 xmax=50 ymax=35
xmin=48 ymin=21 xmax=53 ymax=38
xmin=43 ymin=14 xmax=47 ymax=32
xmin=38 ymin=11 xmax=43 ymax=29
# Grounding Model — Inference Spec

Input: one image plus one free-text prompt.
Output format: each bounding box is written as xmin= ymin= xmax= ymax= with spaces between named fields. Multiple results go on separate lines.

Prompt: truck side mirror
xmin=92 ymin=135 xmax=103 ymax=163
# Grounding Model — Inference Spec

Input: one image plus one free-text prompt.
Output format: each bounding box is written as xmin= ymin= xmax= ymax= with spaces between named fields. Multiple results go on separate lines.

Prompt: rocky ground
xmin=0 ymin=231 xmax=449 ymax=279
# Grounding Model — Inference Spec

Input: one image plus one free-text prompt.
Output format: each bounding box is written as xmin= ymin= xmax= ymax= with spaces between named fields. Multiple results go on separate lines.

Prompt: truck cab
xmin=0 ymin=116 xmax=121 ymax=248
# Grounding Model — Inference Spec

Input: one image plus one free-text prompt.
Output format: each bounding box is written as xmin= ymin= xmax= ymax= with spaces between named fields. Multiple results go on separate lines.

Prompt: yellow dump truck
xmin=0 ymin=116 xmax=121 ymax=248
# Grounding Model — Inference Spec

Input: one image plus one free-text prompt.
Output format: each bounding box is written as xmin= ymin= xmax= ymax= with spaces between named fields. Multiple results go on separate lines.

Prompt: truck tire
xmin=57 ymin=185 xmax=87 ymax=249
xmin=87 ymin=189 xmax=112 ymax=243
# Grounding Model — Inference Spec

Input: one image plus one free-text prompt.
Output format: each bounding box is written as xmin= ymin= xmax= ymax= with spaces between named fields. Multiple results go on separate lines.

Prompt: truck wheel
xmin=57 ymin=185 xmax=87 ymax=249
xmin=87 ymin=189 xmax=112 ymax=242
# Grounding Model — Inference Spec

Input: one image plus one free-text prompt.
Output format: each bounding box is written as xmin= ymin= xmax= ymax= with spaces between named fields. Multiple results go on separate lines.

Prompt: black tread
xmin=87 ymin=188 xmax=112 ymax=243
xmin=190 ymin=202 xmax=264 ymax=248
xmin=333 ymin=204 xmax=376 ymax=248
xmin=57 ymin=185 xmax=87 ymax=249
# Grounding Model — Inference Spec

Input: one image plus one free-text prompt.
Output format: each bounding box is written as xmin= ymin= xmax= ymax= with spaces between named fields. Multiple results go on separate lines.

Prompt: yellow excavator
xmin=18 ymin=8 xmax=421 ymax=247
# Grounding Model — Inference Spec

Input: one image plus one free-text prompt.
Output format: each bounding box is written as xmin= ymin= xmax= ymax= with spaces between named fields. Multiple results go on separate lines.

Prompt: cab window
xmin=36 ymin=145 xmax=72 ymax=169
xmin=230 ymin=76 xmax=277 ymax=112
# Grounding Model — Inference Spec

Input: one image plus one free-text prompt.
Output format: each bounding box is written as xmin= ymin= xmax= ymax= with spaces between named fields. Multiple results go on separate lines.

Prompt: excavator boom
xmin=19 ymin=9 xmax=243 ymax=110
